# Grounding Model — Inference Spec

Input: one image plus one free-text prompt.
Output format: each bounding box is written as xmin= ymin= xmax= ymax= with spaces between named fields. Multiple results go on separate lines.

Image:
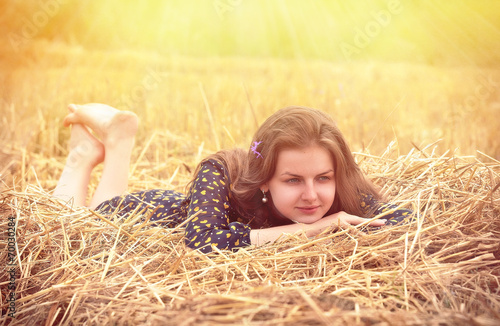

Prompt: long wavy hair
xmin=190 ymin=106 xmax=381 ymax=227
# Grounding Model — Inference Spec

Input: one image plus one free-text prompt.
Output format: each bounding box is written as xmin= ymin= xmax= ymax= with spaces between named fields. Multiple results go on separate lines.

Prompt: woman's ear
xmin=260 ymin=184 xmax=269 ymax=193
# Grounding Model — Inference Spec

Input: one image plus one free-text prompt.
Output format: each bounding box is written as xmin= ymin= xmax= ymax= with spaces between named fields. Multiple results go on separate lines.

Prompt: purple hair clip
xmin=251 ymin=141 xmax=263 ymax=158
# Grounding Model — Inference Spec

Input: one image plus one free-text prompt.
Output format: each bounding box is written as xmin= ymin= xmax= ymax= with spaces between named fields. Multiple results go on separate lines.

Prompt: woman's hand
xmin=308 ymin=211 xmax=386 ymax=236
xmin=250 ymin=212 xmax=385 ymax=246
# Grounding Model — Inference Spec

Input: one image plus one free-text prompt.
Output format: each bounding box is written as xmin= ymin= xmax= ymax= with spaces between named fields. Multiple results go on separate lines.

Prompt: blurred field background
xmin=1 ymin=1 xmax=500 ymax=325
xmin=1 ymin=1 xmax=500 ymax=173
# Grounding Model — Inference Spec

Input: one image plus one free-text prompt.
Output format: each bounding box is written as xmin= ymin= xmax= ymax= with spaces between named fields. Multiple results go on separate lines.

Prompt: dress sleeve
xmin=360 ymin=193 xmax=414 ymax=226
xmin=184 ymin=160 xmax=252 ymax=253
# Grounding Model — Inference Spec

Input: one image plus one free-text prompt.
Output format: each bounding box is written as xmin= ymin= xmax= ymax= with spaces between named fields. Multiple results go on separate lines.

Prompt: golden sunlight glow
xmin=1 ymin=1 xmax=499 ymax=157
xmin=2 ymin=0 xmax=499 ymax=65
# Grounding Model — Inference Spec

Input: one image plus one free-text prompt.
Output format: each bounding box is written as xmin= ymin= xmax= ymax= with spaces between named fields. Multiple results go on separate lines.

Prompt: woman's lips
xmin=297 ymin=206 xmax=320 ymax=214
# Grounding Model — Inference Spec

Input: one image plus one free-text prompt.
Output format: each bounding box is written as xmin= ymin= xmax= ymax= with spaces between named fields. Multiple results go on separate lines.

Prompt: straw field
xmin=1 ymin=41 xmax=500 ymax=325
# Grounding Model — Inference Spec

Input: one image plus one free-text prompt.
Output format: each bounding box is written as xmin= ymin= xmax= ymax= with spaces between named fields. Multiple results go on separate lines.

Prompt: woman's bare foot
xmin=53 ymin=123 xmax=104 ymax=206
xmin=63 ymin=103 xmax=139 ymax=147
xmin=60 ymin=103 xmax=139 ymax=208
xmin=66 ymin=123 xmax=105 ymax=170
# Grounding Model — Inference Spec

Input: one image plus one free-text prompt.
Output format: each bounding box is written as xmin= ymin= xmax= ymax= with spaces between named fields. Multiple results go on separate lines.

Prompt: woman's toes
xmin=68 ymin=104 xmax=77 ymax=113
xmin=63 ymin=113 xmax=77 ymax=127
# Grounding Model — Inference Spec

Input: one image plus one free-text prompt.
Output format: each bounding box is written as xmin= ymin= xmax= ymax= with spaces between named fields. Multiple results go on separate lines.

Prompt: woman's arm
xmin=184 ymin=160 xmax=253 ymax=253
xmin=360 ymin=193 xmax=414 ymax=226
xmin=184 ymin=160 xmax=390 ymax=252
xmin=250 ymin=211 xmax=386 ymax=246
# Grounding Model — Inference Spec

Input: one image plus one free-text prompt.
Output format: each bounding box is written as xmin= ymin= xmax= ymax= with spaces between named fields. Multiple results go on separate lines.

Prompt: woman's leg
xmin=53 ymin=123 xmax=105 ymax=206
xmin=63 ymin=104 xmax=139 ymax=209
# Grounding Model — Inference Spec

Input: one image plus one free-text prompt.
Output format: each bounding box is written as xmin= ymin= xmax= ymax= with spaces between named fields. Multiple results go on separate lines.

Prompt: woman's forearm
xmin=249 ymin=223 xmax=330 ymax=246
xmin=249 ymin=211 xmax=386 ymax=247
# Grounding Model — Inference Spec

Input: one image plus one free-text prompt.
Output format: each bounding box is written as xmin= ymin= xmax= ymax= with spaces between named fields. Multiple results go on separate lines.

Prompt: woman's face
xmin=263 ymin=144 xmax=336 ymax=224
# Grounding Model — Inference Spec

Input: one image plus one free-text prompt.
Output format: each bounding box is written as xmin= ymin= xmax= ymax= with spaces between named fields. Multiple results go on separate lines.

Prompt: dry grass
xmin=1 ymin=139 xmax=499 ymax=325
xmin=1 ymin=40 xmax=500 ymax=325
xmin=2 ymin=39 xmax=500 ymax=159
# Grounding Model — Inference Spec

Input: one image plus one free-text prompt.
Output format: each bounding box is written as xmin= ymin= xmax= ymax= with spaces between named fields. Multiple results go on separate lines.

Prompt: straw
xmin=1 ymin=142 xmax=499 ymax=325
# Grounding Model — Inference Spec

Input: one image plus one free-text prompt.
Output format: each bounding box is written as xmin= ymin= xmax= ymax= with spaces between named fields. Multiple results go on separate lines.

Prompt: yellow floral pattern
xmin=96 ymin=160 xmax=414 ymax=253
xmin=359 ymin=192 xmax=414 ymax=226
xmin=95 ymin=160 xmax=252 ymax=253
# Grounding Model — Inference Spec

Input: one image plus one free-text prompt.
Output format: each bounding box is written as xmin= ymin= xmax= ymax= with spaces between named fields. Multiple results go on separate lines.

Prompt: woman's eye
xmin=286 ymin=178 xmax=300 ymax=183
xmin=318 ymin=176 xmax=331 ymax=181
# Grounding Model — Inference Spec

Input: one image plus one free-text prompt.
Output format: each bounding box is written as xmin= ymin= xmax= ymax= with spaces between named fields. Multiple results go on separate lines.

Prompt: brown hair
xmin=191 ymin=106 xmax=381 ymax=227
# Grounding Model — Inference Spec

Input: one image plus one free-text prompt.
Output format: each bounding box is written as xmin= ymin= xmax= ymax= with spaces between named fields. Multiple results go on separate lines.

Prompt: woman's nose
xmin=301 ymin=182 xmax=318 ymax=201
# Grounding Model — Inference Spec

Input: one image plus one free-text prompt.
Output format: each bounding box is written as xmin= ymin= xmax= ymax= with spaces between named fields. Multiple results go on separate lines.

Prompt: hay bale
xmin=1 ymin=146 xmax=499 ymax=325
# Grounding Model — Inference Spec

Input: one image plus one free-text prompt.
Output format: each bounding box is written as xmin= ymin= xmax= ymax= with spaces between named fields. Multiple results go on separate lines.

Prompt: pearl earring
xmin=261 ymin=190 xmax=268 ymax=203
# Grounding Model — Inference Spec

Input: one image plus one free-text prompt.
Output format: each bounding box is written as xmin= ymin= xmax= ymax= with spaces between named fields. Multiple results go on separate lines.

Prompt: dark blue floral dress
xmin=96 ymin=159 xmax=413 ymax=253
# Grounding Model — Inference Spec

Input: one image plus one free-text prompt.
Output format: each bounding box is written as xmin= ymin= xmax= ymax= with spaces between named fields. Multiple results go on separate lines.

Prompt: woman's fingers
xmin=368 ymin=218 xmax=386 ymax=226
xmin=337 ymin=212 xmax=386 ymax=227
xmin=320 ymin=212 xmax=387 ymax=232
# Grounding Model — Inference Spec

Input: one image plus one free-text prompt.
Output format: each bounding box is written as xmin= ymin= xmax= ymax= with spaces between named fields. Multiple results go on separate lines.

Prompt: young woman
xmin=54 ymin=104 xmax=413 ymax=253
